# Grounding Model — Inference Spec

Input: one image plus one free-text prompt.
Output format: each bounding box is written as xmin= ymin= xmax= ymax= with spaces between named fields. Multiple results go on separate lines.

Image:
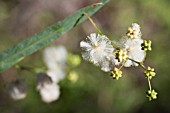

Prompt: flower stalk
xmin=83 ymin=13 xmax=102 ymax=34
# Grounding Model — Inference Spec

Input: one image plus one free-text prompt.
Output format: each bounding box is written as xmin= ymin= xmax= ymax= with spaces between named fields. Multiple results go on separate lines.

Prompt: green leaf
xmin=0 ymin=0 xmax=109 ymax=71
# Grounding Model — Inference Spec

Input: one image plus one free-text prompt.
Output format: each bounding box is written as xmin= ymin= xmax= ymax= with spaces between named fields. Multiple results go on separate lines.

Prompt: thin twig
xmin=83 ymin=13 xmax=102 ymax=34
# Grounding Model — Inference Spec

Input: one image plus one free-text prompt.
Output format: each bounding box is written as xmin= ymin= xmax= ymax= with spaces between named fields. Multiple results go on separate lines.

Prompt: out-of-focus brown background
xmin=0 ymin=0 xmax=170 ymax=113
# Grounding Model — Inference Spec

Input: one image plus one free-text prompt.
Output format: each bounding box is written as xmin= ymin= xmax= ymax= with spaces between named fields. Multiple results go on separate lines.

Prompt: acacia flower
xmin=80 ymin=33 xmax=117 ymax=72
xmin=43 ymin=46 xmax=67 ymax=83
xmin=46 ymin=69 xmax=65 ymax=83
xmin=126 ymin=23 xmax=142 ymax=39
xmin=79 ymin=21 xmax=158 ymax=101
xmin=43 ymin=46 xmax=67 ymax=70
xmin=7 ymin=79 xmax=27 ymax=100
xmin=123 ymin=38 xmax=146 ymax=67
xmin=36 ymin=73 xmax=60 ymax=103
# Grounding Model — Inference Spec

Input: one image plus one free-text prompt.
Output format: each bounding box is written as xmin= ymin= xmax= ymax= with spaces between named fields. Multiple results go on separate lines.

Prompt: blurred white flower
xmin=80 ymin=33 xmax=117 ymax=72
xmin=39 ymin=83 xmax=60 ymax=103
xmin=7 ymin=79 xmax=27 ymax=100
xmin=123 ymin=38 xmax=146 ymax=67
xmin=43 ymin=46 xmax=67 ymax=70
xmin=46 ymin=69 xmax=65 ymax=83
xmin=43 ymin=46 xmax=67 ymax=83
xmin=126 ymin=23 xmax=142 ymax=39
xmin=36 ymin=73 xmax=60 ymax=103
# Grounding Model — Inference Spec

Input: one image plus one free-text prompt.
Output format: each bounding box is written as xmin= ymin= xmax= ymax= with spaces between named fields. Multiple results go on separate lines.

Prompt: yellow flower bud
xmin=126 ymin=27 xmax=137 ymax=39
xmin=115 ymin=49 xmax=127 ymax=62
xmin=141 ymin=40 xmax=152 ymax=51
xmin=144 ymin=67 xmax=156 ymax=79
xmin=111 ymin=68 xmax=123 ymax=80
xmin=146 ymin=89 xmax=158 ymax=101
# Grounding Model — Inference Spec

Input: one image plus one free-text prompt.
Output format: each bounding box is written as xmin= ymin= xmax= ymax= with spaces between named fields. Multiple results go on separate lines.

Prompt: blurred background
xmin=0 ymin=0 xmax=170 ymax=113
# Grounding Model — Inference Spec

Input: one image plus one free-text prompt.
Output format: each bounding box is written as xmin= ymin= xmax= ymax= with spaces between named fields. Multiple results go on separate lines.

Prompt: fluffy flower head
xmin=7 ymin=79 xmax=27 ymax=100
xmin=80 ymin=33 xmax=114 ymax=64
xmin=126 ymin=23 xmax=142 ymax=39
xmin=36 ymin=73 xmax=60 ymax=103
xmin=80 ymin=33 xmax=118 ymax=72
xmin=43 ymin=46 xmax=67 ymax=83
xmin=123 ymin=38 xmax=146 ymax=67
xmin=46 ymin=69 xmax=65 ymax=83
xmin=43 ymin=46 xmax=67 ymax=70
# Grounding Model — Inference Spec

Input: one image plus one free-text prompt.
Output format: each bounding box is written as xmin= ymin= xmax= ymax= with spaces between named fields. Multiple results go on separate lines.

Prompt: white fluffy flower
xmin=80 ymin=33 xmax=114 ymax=64
xmin=46 ymin=69 xmax=65 ymax=83
xmin=7 ymin=79 xmax=27 ymax=100
xmin=126 ymin=23 xmax=142 ymax=39
xmin=10 ymin=88 xmax=27 ymax=100
xmin=80 ymin=33 xmax=117 ymax=72
xmin=43 ymin=46 xmax=67 ymax=70
xmin=99 ymin=54 xmax=120 ymax=72
xmin=36 ymin=73 xmax=60 ymax=103
xmin=39 ymin=83 xmax=60 ymax=103
xmin=43 ymin=46 xmax=67 ymax=83
xmin=123 ymin=38 xmax=146 ymax=67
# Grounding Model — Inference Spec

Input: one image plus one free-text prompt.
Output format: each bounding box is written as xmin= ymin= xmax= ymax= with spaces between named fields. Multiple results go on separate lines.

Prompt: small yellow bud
xmin=115 ymin=49 xmax=127 ymax=62
xmin=126 ymin=27 xmax=137 ymax=39
xmin=111 ymin=68 xmax=123 ymax=80
xmin=146 ymin=89 xmax=158 ymax=101
xmin=144 ymin=67 xmax=156 ymax=79
xmin=141 ymin=40 xmax=152 ymax=51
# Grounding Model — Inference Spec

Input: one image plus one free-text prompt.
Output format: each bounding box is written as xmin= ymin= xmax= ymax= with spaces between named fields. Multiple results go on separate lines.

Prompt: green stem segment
xmin=128 ymin=58 xmax=146 ymax=70
xmin=83 ymin=13 xmax=102 ymax=34
xmin=119 ymin=60 xmax=126 ymax=70
xmin=15 ymin=65 xmax=45 ymax=74
xmin=147 ymin=77 xmax=152 ymax=90
xmin=127 ymin=58 xmax=152 ymax=90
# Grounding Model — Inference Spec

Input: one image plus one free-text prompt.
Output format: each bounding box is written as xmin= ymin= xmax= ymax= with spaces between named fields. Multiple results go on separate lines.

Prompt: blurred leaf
xmin=0 ymin=0 xmax=109 ymax=71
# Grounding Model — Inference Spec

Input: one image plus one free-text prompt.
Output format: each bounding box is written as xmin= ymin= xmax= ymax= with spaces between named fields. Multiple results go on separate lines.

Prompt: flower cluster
xmin=39 ymin=46 xmax=81 ymax=103
xmin=38 ymin=45 xmax=67 ymax=103
xmin=8 ymin=45 xmax=81 ymax=103
xmin=80 ymin=23 xmax=157 ymax=101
